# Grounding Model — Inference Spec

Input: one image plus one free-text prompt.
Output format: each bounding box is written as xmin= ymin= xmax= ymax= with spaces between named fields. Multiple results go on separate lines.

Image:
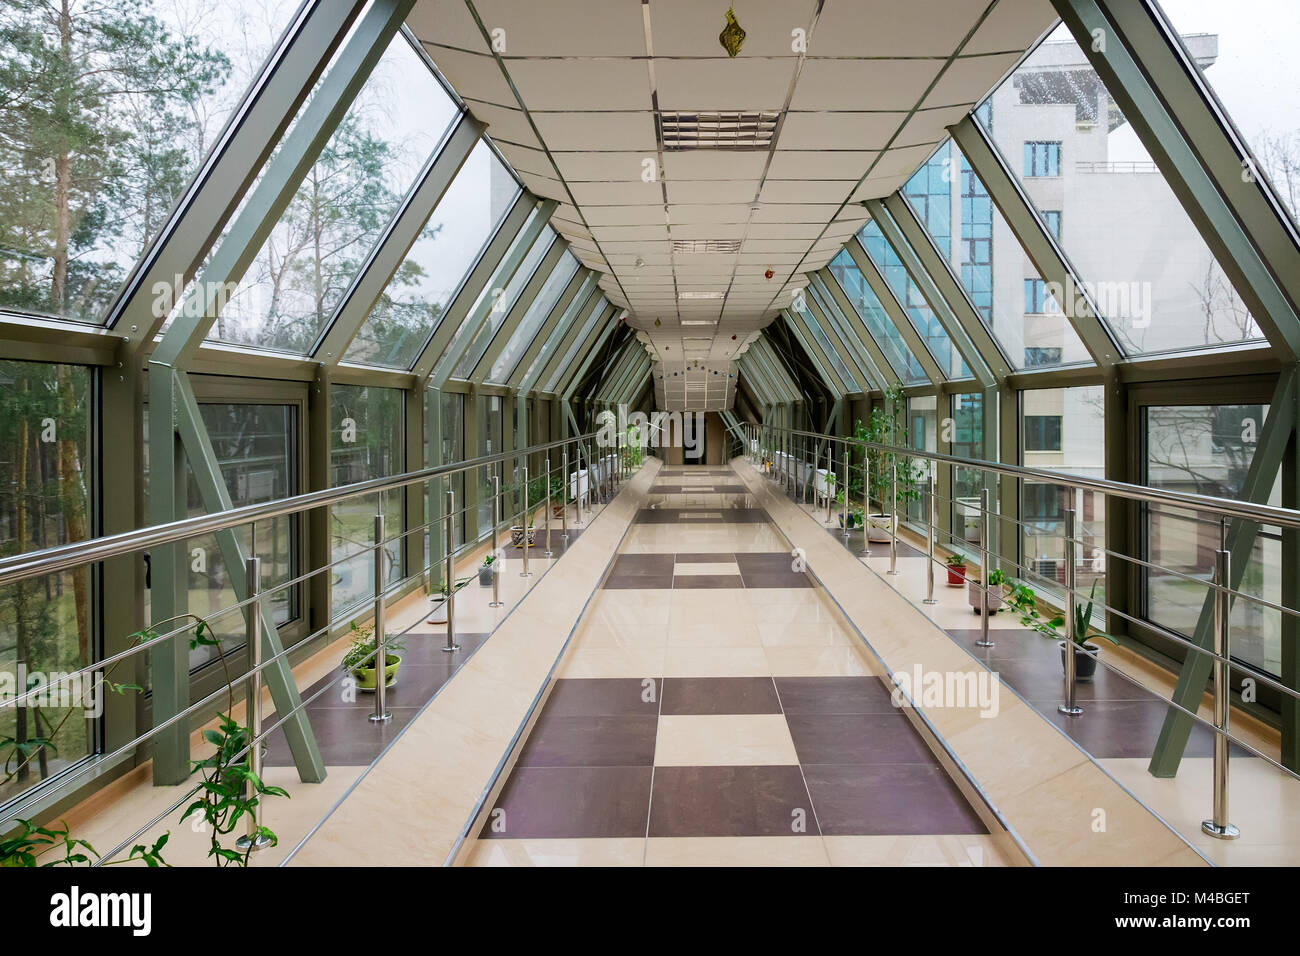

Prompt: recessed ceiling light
xmin=680 ymin=319 xmax=714 ymax=326
xmin=678 ymin=291 xmax=724 ymax=300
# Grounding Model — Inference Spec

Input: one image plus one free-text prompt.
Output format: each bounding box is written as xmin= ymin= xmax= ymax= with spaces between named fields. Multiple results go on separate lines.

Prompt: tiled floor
xmin=467 ymin=465 xmax=1009 ymax=866
xmin=770 ymin=466 xmax=1300 ymax=866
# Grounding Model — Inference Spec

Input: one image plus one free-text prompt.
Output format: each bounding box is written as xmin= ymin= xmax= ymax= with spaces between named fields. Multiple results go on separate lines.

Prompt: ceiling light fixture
xmin=657 ymin=111 xmax=778 ymax=151
xmin=678 ymin=291 xmax=724 ymax=299
xmin=672 ymin=239 xmax=742 ymax=254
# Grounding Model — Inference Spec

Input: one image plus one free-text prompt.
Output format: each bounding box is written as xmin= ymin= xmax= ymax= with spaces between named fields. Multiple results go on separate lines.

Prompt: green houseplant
xmin=342 ymin=620 xmax=404 ymax=691
xmin=478 ymin=552 xmax=497 ymax=586
xmin=1009 ymin=579 xmax=1117 ymax=680
xmin=855 ymin=383 xmax=922 ymax=542
xmin=945 ymin=553 xmax=967 ymax=586
xmin=968 ymin=566 xmax=1005 ymax=614
xmin=428 ymin=575 xmax=473 ymax=624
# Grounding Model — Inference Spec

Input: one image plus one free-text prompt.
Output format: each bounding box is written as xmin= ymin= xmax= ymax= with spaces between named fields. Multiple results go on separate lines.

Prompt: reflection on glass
xmin=344 ymin=142 xmax=520 ymax=369
xmin=1145 ymin=403 xmax=1279 ymax=675
xmin=0 ymin=361 xmax=93 ymax=802
xmin=950 ymin=391 xmax=984 ymax=547
xmin=543 ymin=296 xmax=609 ymax=394
xmin=905 ymin=395 xmax=937 ymax=526
xmin=1020 ymin=386 xmax=1105 ymax=609
xmin=976 ymin=25 xmax=1264 ymax=356
xmin=331 ymin=385 xmax=403 ymax=613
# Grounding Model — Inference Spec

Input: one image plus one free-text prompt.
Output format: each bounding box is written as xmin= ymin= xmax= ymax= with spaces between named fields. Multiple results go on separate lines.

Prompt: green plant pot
xmin=351 ymin=653 xmax=401 ymax=691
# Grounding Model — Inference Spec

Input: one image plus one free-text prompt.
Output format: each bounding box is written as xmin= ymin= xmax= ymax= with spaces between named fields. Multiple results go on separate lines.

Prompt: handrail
xmin=745 ymin=419 xmax=1300 ymax=843
xmin=761 ymin=423 xmax=1300 ymax=531
xmin=0 ymin=430 xmax=601 ymax=588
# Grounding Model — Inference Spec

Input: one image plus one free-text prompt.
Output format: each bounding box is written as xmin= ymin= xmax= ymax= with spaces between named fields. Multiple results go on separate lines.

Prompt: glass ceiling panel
xmin=342 ymin=141 xmax=519 ymax=370
xmin=792 ymin=300 xmax=857 ymax=392
xmin=486 ymin=249 xmax=579 ymax=383
xmin=543 ymin=295 xmax=607 ymax=394
xmin=205 ymin=34 xmax=459 ymax=354
xmin=450 ymin=225 xmax=555 ymax=380
xmin=902 ymin=142 xmax=1093 ymax=370
xmin=0 ymin=0 xmax=303 ymax=326
xmin=975 ymin=24 xmax=1265 ymax=356
xmin=827 ymin=249 xmax=928 ymax=385
xmin=859 ymin=220 xmax=970 ymax=379
xmin=1158 ymin=0 xmax=1300 ymax=229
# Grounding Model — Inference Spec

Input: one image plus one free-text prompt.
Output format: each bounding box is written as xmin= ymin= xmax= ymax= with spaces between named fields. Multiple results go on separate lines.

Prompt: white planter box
xmin=569 ymin=469 xmax=589 ymax=501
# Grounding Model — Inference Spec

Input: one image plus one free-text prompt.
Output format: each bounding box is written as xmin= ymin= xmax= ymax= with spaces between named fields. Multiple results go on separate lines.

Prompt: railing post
xmin=859 ymin=449 xmax=872 ymax=557
xmin=888 ymin=463 xmax=899 ymax=575
xmin=489 ymin=474 xmax=504 ymax=607
xmin=520 ymin=464 xmax=532 ymax=578
xmin=562 ymin=448 xmax=570 ymax=540
xmin=825 ymin=444 xmax=833 ymax=523
xmin=841 ymin=448 xmax=850 ymax=539
xmin=543 ymin=457 xmax=554 ymax=557
xmin=1202 ymin=523 xmax=1239 ymax=839
xmin=1059 ymin=508 xmax=1082 ymax=716
xmin=976 ymin=487 xmax=994 ymax=648
xmin=924 ymin=472 xmax=938 ymax=604
xmin=235 ymin=553 xmax=272 ymax=850
xmin=442 ymin=485 xmax=459 ymax=653
xmin=368 ymin=515 xmax=392 ymax=723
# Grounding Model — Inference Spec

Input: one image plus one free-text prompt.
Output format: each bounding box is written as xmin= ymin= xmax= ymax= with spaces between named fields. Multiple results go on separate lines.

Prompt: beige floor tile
xmin=561 ymin=643 xmax=666 ymax=678
xmin=822 ymin=834 xmax=1018 ymax=867
xmin=663 ymin=646 xmax=772 ymax=677
xmin=764 ymin=645 xmax=872 ymax=677
xmin=655 ymin=714 xmax=799 ymax=766
xmin=645 ymin=837 xmax=828 ymax=866
xmin=464 ymin=838 xmax=645 ymax=867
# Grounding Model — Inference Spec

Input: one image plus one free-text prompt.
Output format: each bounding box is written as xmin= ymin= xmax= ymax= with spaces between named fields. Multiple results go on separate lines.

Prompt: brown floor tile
xmin=784 ymin=713 xmax=940 ymax=765
xmin=648 ymin=765 xmax=818 ymax=837
xmin=482 ymin=766 xmax=653 ymax=839
xmin=803 ymin=764 xmax=987 ymax=835
xmin=518 ymin=714 xmax=659 ymax=767
xmin=661 ymin=677 xmax=781 ymax=715
xmin=543 ymin=678 xmax=663 ymax=717
xmin=775 ymin=676 xmax=897 ymax=714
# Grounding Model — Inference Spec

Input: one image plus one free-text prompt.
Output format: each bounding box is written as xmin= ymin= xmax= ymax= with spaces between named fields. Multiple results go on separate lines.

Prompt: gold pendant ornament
xmin=718 ymin=6 xmax=746 ymax=57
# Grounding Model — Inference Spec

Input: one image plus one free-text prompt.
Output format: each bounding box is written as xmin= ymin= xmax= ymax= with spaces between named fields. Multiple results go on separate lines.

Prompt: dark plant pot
xmin=478 ymin=565 xmax=495 ymax=586
xmin=552 ymin=504 xmax=565 ymax=518
xmin=946 ymin=565 xmax=966 ymax=586
xmin=510 ymin=526 xmax=536 ymax=547
xmin=1060 ymin=641 xmax=1100 ymax=681
xmin=351 ymin=653 xmax=401 ymax=691
xmin=968 ymin=580 xmax=1004 ymax=614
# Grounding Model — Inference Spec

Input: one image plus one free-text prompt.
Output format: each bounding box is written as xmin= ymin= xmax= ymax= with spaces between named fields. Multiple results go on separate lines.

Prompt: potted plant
xmin=478 ymin=553 xmax=496 ymax=586
xmin=342 ymin=620 xmax=404 ymax=691
xmin=855 ymin=383 xmax=922 ymax=537
xmin=1057 ymin=581 xmax=1116 ymax=680
xmin=968 ymin=566 xmax=1006 ymax=614
xmin=428 ymin=576 xmax=473 ymax=623
xmin=945 ymin=553 xmax=967 ymax=586
xmin=549 ymin=476 xmax=567 ymax=517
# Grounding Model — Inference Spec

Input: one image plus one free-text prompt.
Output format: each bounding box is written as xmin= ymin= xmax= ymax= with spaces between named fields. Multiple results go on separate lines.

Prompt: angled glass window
xmin=342 ymin=141 xmax=520 ymax=369
xmin=518 ymin=287 xmax=594 ymax=388
xmin=904 ymin=143 xmax=1091 ymax=371
xmin=859 ymin=221 xmax=969 ymax=379
xmin=450 ymin=226 xmax=555 ymax=380
xmin=542 ymin=295 xmax=607 ymax=394
xmin=486 ymin=249 xmax=579 ymax=383
xmin=1158 ymin=0 xmax=1300 ymax=227
xmin=809 ymin=281 xmax=878 ymax=390
xmin=793 ymin=300 xmax=857 ymax=392
xmin=827 ymin=248 xmax=927 ymax=384
xmin=0 ymin=0 xmax=304 ymax=326
xmin=976 ymin=25 xmax=1265 ymax=356
xmin=206 ymin=34 xmax=459 ymax=354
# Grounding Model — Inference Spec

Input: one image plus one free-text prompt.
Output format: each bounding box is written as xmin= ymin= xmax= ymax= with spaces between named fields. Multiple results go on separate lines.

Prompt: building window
xmin=1024 ymin=346 xmax=1064 ymax=367
xmin=1024 ymin=414 xmax=1063 ymax=451
xmin=1023 ymin=483 xmax=1064 ymax=520
xmin=1024 ymin=141 xmax=1061 ymax=177
xmin=1024 ymin=278 xmax=1059 ymax=314
xmin=1042 ymin=210 xmax=1062 ymax=238
xmin=960 ymin=160 xmax=993 ymax=322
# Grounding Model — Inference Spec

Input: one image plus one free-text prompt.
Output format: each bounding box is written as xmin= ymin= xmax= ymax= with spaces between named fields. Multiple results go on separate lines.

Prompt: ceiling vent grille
xmin=658 ymin=111 xmax=779 ymax=150
xmin=672 ymin=239 xmax=742 ymax=254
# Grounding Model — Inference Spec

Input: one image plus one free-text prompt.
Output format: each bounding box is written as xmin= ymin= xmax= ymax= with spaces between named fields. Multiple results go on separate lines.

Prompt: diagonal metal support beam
xmin=558 ymin=304 xmax=620 ymax=401
xmin=1149 ymin=366 xmax=1298 ymax=776
xmin=411 ymin=193 xmax=538 ymax=381
xmin=114 ymin=0 xmax=371 ymax=353
xmin=882 ymin=192 xmax=1012 ymax=382
xmin=950 ymin=115 xmax=1121 ymax=369
xmin=315 ymin=113 xmax=484 ymax=364
xmin=843 ymin=237 xmax=946 ymax=385
xmin=468 ymin=240 xmax=570 ymax=384
xmin=428 ymin=201 xmax=558 ymax=388
xmin=784 ymin=308 xmax=848 ymax=397
xmin=864 ymin=198 xmax=996 ymax=386
xmin=816 ymin=267 xmax=903 ymax=389
xmin=507 ymin=270 xmax=594 ymax=392
xmin=531 ymin=290 xmax=607 ymax=396
xmin=809 ymin=276 xmax=887 ymax=392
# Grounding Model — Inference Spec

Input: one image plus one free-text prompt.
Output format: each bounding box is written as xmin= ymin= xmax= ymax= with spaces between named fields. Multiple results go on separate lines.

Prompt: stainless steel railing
xmin=744 ymin=421 xmax=1300 ymax=843
xmin=0 ymin=427 xmax=646 ymax=860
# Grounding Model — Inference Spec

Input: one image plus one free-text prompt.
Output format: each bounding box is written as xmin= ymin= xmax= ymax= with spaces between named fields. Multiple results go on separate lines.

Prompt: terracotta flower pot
xmin=946 ymin=565 xmax=966 ymax=586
